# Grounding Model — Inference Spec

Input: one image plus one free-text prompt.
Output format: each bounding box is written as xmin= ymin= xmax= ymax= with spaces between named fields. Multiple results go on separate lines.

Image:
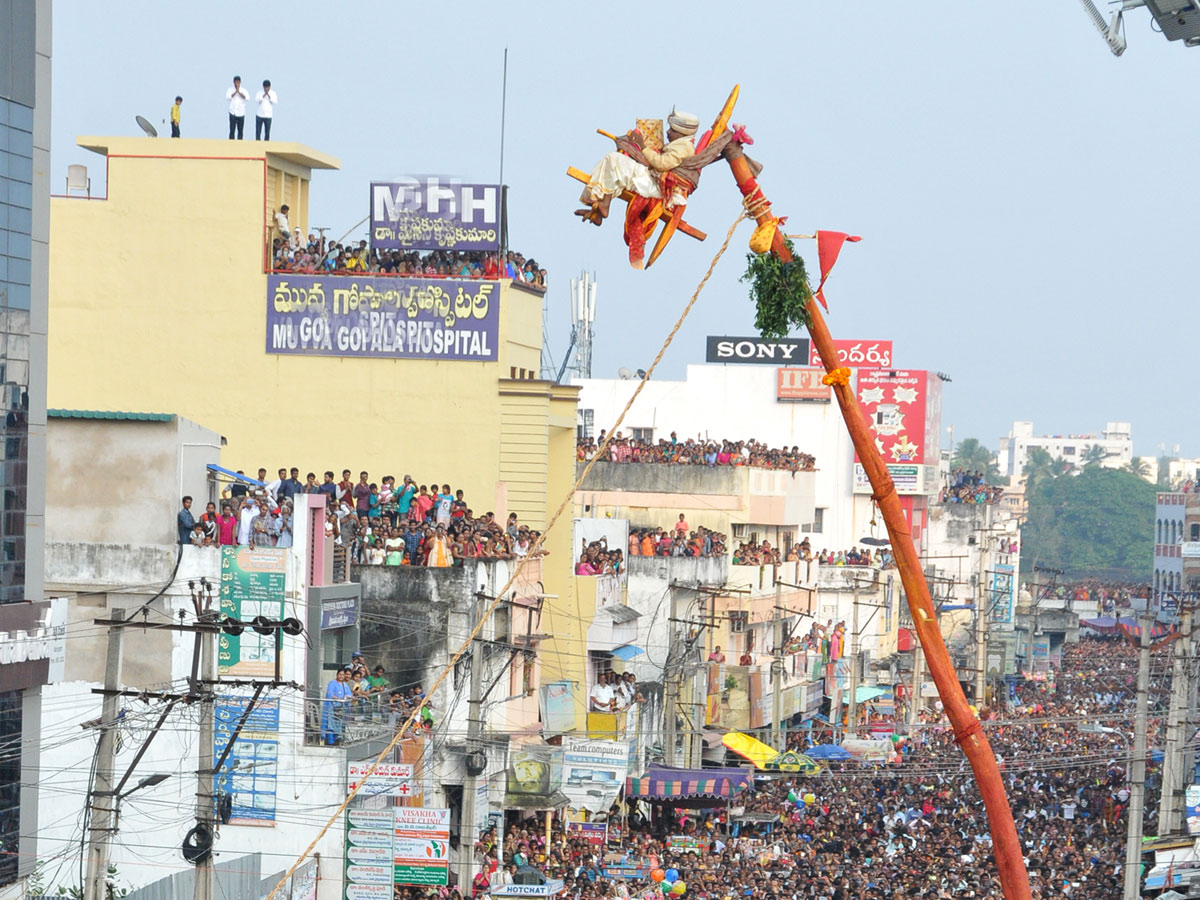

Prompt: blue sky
xmin=50 ymin=1 xmax=1197 ymax=458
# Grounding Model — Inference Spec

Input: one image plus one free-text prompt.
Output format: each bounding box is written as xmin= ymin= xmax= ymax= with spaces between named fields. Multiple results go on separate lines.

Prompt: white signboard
xmin=561 ymin=738 xmax=630 ymax=812
xmin=347 ymin=762 xmax=414 ymax=797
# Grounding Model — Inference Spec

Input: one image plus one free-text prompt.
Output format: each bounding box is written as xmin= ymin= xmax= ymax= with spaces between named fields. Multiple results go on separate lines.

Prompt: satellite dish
xmin=618 ymin=367 xmax=633 ymax=380
xmin=135 ymin=115 xmax=158 ymax=138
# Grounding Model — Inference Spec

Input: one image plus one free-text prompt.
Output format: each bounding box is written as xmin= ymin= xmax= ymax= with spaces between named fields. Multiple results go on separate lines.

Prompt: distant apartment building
xmin=997 ymin=420 xmax=1133 ymax=479
xmin=1155 ymin=492 xmax=1186 ymax=608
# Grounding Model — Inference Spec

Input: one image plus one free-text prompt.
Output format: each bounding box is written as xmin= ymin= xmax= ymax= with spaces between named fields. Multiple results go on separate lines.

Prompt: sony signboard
xmin=705 ymin=335 xmax=809 ymax=364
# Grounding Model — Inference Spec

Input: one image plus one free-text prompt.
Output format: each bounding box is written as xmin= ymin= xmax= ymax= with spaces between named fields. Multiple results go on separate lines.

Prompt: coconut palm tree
xmin=1023 ymin=447 xmax=1069 ymax=498
xmin=951 ymin=437 xmax=1002 ymax=482
xmin=1126 ymin=457 xmax=1151 ymax=479
xmin=1081 ymin=444 xmax=1109 ymax=468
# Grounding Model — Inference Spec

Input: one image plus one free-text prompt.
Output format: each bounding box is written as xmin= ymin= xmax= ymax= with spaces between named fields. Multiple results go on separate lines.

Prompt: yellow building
xmin=48 ymin=135 xmax=583 ymax=721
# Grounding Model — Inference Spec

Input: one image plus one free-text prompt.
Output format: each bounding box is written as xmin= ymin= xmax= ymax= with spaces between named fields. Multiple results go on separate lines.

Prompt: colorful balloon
xmin=664 ymin=869 xmax=679 ymax=884
xmin=786 ymin=790 xmax=797 ymax=803
xmin=671 ymin=883 xmax=686 ymax=895
xmin=651 ymin=870 xmax=665 ymax=884
xmin=803 ymin=793 xmax=816 ymax=805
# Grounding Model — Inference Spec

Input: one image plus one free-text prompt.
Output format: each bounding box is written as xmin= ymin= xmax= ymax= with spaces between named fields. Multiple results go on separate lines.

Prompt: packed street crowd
xmin=452 ymin=634 xmax=1166 ymax=900
xmin=580 ymin=434 xmax=816 ymax=473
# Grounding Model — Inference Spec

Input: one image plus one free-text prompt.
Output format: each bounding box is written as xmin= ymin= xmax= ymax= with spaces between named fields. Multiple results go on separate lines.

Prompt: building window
xmin=578 ymin=409 xmax=594 ymax=440
xmin=0 ymin=690 xmax=22 ymax=888
xmin=801 ymin=508 xmax=826 ymax=534
xmin=631 ymin=427 xmax=653 ymax=443
xmin=1192 ymin=524 xmax=1200 ymax=542
xmin=1063 ymin=446 xmax=1076 ymax=456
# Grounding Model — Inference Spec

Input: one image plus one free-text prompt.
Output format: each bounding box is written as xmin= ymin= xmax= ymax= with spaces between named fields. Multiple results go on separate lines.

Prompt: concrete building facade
xmin=997 ymin=420 xmax=1133 ymax=479
xmin=0 ymin=1 xmax=50 ymax=894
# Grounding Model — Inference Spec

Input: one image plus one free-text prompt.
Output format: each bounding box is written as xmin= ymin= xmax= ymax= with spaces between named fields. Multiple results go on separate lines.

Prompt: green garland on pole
xmin=741 ymin=237 xmax=813 ymax=339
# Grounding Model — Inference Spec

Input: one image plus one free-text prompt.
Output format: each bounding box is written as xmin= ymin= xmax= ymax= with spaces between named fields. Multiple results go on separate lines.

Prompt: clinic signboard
xmin=370 ymin=179 xmax=503 ymax=251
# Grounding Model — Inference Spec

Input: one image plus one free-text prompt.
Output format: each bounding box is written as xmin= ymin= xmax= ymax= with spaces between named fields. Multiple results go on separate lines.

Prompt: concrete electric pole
xmin=84 ymin=609 xmax=126 ymax=900
xmin=974 ymin=504 xmax=991 ymax=705
xmin=1159 ymin=605 xmax=1194 ymax=835
xmin=771 ymin=575 xmax=784 ymax=751
xmin=1124 ymin=611 xmax=1152 ymax=900
xmin=847 ymin=578 xmax=861 ymax=739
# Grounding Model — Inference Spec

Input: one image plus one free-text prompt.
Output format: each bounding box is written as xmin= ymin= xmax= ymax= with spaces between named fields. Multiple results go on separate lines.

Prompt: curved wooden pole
xmin=722 ymin=142 xmax=1032 ymax=900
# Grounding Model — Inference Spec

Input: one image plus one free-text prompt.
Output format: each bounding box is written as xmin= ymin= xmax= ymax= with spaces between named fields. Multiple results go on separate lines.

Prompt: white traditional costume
xmin=582 ymin=107 xmax=700 ymax=204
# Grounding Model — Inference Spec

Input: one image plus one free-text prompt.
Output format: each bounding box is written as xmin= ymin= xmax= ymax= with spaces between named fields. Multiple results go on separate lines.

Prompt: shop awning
xmin=626 ymin=764 xmax=754 ymax=800
xmin=722 ymin=732 xmax=778 ymax=770
xmin=850 ymin=685 xmax=890 ymax=703
xmin=610 ymin=644 xmax=645 ymax=661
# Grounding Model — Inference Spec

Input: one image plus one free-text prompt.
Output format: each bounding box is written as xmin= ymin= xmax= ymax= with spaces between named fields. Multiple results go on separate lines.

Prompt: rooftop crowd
xmin=178 ymin=467 xmax=546 ymax=568
xmin=580 ymin=434 xmax=816 ymax=473
xmin=940 ymin=469 xmax=1005 ymax=505
xmin=444 ymin=634 xmax=1165 ymax=900
xmin=267 ymin=213 xmax=546 ymax=290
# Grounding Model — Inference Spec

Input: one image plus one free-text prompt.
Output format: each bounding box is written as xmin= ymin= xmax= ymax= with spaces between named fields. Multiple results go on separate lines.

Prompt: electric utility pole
xmin=84 ymin=609 xmax=126 ymax=900
xmin=974 ymin=504 xmax=991 ymax=705
xmin=847 ymin=579 xmax=861 ymax=739
xmin=771 ymin=575 xmax=784 ymax=752
xmin=1159 ymin=605 xmax=1194 ymax=835
xmin=1124 ymin=611 xmax=1152 ymax=900
xmin=194 ymin=583 xmax=217 ymax=900
xmin=458 ymin=593 xmax=485 ymax=890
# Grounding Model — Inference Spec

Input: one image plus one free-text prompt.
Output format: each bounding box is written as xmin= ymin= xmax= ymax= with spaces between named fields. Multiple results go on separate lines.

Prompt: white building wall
xmin=36 ymin=528 xmax=352 ymax=900
xmin=998 ymin=420 xmax=1134 ymax=478
xmin=575 ymin=366 xmax=894 ymax=556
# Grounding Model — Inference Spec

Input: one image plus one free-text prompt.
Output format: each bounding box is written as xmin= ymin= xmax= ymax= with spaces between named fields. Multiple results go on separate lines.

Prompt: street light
xmin=122 ymin=773 xmax=170 ymax=799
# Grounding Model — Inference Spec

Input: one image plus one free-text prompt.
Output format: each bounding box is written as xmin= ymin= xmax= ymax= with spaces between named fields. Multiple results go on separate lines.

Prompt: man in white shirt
xmin=589 ymin=674 xmax=614 ymax=711
xmin=274 ymin=205 xmax=291 ymax=245
xmin=256 ymin=80 xmax=277 ymax=141
xmin=226 ymin=76 xmax=249 ymax=140
xmin=237 ymin=497 xmax=259 ymax=546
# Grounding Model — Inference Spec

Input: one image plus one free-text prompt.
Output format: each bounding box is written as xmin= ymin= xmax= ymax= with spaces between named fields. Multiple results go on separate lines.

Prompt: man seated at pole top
xmin=576 ymin=106 xmax=700 ymax=224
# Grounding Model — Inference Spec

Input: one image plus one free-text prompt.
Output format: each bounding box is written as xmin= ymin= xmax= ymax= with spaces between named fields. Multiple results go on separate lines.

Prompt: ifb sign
xmin=705 ymin=335 xmax=809 ymax=364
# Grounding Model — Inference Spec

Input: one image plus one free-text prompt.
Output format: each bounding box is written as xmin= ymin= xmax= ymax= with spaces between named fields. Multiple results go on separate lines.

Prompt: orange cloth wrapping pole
xmin=721 ymin=143 xmax=1031 ymax=900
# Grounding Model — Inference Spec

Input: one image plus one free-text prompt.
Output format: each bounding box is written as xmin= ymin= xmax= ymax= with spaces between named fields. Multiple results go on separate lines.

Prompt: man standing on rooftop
xmin=256 ymin=79 xmax=277 ymax=141
xmin=226 ymin=76 xmax=248 ymax=139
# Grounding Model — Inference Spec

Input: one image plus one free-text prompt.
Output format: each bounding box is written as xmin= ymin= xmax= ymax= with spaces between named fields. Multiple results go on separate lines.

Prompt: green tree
xmin=951 ymin=437 xmax=1002 ymax=482
xmin=1126 ymin=458 xmax=1151 ymax=479
xmin=1022 ymin=446 xmax=1070 ymax=499
xmin=1020 ymin=465 xmax=1154 ymax=580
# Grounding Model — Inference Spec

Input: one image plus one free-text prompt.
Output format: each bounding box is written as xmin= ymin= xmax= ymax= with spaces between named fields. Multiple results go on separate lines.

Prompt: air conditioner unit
xmin=729 ymin=611 xmax=748 ymax=634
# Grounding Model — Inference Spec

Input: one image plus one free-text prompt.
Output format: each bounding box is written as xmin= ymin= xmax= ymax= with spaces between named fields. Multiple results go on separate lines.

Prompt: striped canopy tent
xmin=625 ymin=764 xmax=754 ymax=800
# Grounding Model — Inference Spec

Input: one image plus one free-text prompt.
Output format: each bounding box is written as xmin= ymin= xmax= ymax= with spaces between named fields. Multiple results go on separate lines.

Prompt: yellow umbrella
xmin=721 ymin=732 xmax=779 ymax=769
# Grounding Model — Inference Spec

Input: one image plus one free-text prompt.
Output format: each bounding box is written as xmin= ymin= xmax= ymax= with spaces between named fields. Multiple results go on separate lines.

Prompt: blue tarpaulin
xmin=805 ymin=744 xmax=852 ymax=760
xmin=610 ymin=644 xmax=645 ymax=661
xmin=207 ymin=464 xmax=267 ymax=486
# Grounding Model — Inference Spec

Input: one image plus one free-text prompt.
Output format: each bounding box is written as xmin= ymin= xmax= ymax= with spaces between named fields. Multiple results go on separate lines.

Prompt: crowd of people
xmin=579 ymin=434 xmax=816 ymax=473
xmin=1036 ymin=579 xmax=1149 ymax=611
xmin=267 ymin=214 xmax=546 ymax=290
xmin=178 ymin=468 xmax=548 ymax=568
xmin=447 ymin=634 xmax=1165 ymax=900
xmin=941 ymin=469 xmax=1005 ymax=505
xmin=626 ymin=521 xmax=728 ymax=561
xmin=318 ymin=650 xmax=434 ymax=746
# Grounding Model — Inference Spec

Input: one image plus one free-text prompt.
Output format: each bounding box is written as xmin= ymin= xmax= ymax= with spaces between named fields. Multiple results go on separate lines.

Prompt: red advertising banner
xmin=776 ymin=367 xmax=832 ymax=402
xmin=854 ymin=369 xmax=935 ymax=466
xmin=809 ymin=339 xmax=893 ymax=369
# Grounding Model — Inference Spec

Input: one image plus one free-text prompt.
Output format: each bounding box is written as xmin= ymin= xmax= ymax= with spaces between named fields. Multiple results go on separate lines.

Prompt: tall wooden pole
xmin=722 ymin=142 xmax=1031 ymax=900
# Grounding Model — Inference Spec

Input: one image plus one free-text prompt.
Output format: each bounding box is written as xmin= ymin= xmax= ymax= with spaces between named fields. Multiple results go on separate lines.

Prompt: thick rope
xmin=261 ymin=210 xmax=748 ymax=900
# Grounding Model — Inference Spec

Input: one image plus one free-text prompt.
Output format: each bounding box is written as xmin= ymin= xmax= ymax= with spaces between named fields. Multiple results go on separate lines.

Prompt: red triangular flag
xmin=814 ymin=231 xmax=861 ymax=310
